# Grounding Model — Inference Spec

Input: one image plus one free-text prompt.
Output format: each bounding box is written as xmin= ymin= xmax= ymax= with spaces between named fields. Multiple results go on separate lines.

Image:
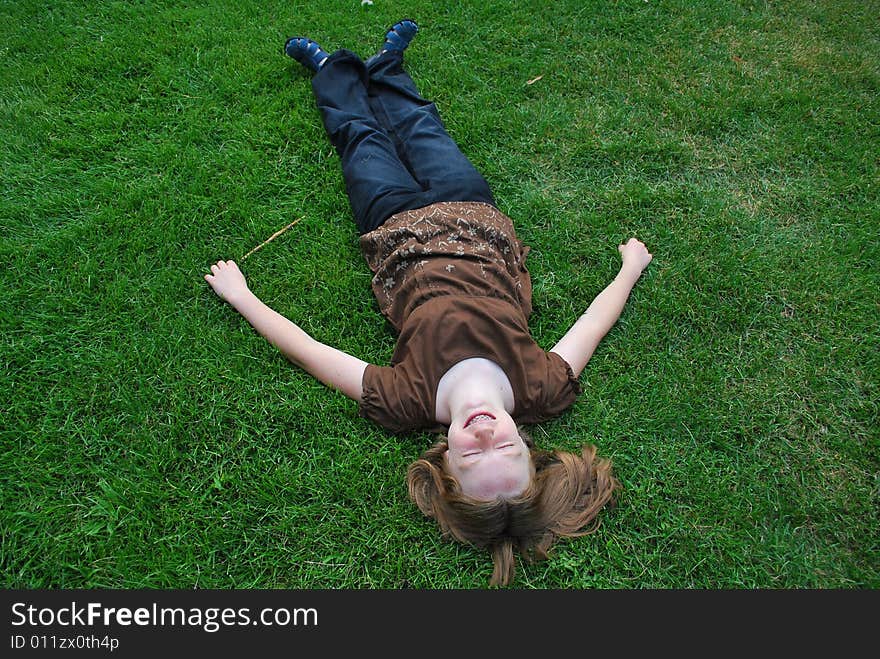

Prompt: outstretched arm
xmin=205 ymin=260 xmax=368 ymax=401
xmin=550 ymin=238 xmax=653 ymax=378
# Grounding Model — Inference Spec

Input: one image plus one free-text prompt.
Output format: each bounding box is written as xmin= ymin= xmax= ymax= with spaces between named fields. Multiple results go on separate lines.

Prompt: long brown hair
xmin=406 ymin=432 xmax=620 ymax=586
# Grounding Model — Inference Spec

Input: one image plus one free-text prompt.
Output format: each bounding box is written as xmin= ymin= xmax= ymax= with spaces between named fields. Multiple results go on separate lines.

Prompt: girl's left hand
xmin=205 ymin=260 xmax=250 ymax=304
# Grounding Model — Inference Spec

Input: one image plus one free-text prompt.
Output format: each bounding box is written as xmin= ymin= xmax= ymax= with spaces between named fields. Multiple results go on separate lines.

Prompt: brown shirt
xmin=358 ymin=201 xmax=580 ymax=433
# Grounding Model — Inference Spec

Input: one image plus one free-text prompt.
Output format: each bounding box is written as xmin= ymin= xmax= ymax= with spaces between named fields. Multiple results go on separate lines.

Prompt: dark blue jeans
xmin=311 ymin=49 xmax=496 ymax=234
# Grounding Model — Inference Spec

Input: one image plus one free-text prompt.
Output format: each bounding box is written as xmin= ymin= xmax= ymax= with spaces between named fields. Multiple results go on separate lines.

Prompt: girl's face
xmin=444 ymin=409 xmax=533 ymax=500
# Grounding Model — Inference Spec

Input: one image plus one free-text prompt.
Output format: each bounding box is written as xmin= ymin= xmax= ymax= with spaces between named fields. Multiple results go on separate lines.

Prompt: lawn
xmin=1 ymin=0 xmax=877 ymax=588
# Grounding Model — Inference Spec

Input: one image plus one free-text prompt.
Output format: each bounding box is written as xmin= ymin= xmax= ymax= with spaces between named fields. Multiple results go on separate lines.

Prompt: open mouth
xmin=464 ymin=412 xmax=496 ymax=428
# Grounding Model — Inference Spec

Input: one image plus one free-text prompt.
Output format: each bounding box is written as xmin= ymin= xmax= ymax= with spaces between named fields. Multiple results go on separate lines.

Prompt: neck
xmin=438 ymin=358 xmax=514 ymax=425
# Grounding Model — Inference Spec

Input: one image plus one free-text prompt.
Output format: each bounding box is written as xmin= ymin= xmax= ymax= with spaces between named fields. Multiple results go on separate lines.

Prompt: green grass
xmin=1 ymin=0 xmax=877 ymax=589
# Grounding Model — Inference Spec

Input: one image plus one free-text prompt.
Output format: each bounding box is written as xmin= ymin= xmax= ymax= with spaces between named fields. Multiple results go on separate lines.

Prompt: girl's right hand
xmin=618 ymin=238 xmax=653 ymax=274
xmin=205 ymin=260 xmax=249 ymax=304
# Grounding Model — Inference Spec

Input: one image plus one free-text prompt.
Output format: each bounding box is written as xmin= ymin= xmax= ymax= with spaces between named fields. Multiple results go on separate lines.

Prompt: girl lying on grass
xmin=205 ymin=20 xmax=653 ymax=586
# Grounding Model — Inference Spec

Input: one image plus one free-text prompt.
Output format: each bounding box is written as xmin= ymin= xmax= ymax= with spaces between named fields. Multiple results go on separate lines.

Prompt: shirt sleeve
xmin=358 ymin=364 xmax=435 ymax=434
xmin=543 ymin=351 xmax=582 ymax=415
xmin=514 ymin=351 xmax=581 ymax=424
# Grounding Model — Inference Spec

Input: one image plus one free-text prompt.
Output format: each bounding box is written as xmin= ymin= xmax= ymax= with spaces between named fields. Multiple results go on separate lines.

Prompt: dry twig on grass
xmin=241 ymin=218 xmax=302 ymax=260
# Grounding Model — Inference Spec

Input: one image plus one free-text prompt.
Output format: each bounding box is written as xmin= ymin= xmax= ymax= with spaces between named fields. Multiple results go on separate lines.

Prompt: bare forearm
xmin=205 ymin=259 xmax=367 ymax=400
xmin=580 ymin=265 xmax=642 ymax=336
xmin=550 ymin=264 xmax=644 ymax=377
xmin=229 ymin=289 xmax=317 ymax=369
xmin=226 ymin=288 xmax=367 ymax=400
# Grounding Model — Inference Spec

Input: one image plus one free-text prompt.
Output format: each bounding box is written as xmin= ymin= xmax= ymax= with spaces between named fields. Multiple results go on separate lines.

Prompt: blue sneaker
xmin=284 ymin=37 xmax=329 ymax=72
xmin=382 ymin=19 xmax=419 ymax=53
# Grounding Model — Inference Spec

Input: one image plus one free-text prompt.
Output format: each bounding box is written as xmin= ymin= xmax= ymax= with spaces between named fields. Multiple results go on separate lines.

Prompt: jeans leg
xmin=366 ymin=51 xmax=496 ymax=207
xmin=311 ymin=50 xmax=426 ymax=233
